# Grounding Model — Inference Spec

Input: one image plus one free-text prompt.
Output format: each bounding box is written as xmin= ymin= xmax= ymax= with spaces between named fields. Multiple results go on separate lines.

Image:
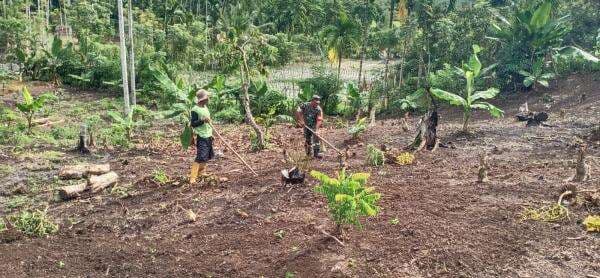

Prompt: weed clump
xmin=9 ymin=210 xmax=59 ymax=237
xmin=521 ymin=204 xmax=569 ymax=222
xmin=583 ymin=215 xmax=600 ymax=232
xmin=395 ymin=152 xmax=415 ymax=165
xmin=0 ymin=218 xmax=6 ymax=232
xmin=366 ymin=145 xmax=384 ymax=167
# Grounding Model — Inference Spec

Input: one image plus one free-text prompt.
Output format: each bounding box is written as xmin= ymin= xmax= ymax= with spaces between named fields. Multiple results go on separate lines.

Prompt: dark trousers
xmin=303 ymin=127 xmax=320 ymax=155
xmin=195 ymin=137 xmax=214 ymax=163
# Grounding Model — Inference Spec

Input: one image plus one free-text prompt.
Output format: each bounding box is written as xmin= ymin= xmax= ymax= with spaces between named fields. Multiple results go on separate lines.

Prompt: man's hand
xmin=202 ymin=117 xmax=212 ymax=124
xmin=296 ymin=121 xmax=305 ymax=128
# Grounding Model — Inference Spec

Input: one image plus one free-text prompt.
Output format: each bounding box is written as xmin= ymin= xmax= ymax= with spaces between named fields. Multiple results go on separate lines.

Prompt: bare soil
xmin=0 ymin=74 xmax=599 ymax=277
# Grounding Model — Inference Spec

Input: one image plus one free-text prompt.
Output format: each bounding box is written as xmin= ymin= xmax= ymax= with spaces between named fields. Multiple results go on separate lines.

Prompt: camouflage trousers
xmin=303 ymin=126 xmax=320 ymax=156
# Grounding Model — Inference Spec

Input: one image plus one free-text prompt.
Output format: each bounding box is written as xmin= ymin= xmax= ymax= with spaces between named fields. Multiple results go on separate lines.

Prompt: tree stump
xmin=407 ymin=109 xmax=439 ymax=152
xmin=89 ymin=171 xmax=119 ymax=193
xmin=78 ymin=124 xmax=91 ymax=154
xmin=572 ymin=145 xmax=590 ymax=182
xmin=57 ymin=182 xmax=88 ymax=201
xmin=478 ymin=153 xmax=490 ymax=183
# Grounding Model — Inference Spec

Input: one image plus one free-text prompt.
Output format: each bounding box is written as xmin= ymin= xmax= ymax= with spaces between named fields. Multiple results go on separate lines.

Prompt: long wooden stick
xmin=303 ymin=125 xmax=342 ymax=155
xmin=209 ymin=123 xmax=258 ymax=176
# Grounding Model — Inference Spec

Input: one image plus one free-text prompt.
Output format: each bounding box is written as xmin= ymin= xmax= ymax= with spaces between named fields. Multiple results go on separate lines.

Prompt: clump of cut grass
xmin=9 ymin=209 xmax=59 ymax=237
xmin=366 ymin=144 xmax=385 ymax=167
xmin=521 ymin=204 xmax=569 ymax=222
xmin=395 ymin=152 xmax=415 ymax=165
xmin=583 ymin=215 xmax=600 ymax=232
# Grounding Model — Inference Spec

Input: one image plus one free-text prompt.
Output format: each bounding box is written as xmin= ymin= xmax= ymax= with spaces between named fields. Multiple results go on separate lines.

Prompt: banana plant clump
xmin=311 ymin=170 xmax=381 ymax=233
xmin=430 ymin=45 xmax=504 ymax=133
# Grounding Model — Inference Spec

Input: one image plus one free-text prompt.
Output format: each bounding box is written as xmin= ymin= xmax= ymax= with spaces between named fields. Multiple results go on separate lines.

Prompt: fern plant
xmin=430 ymin=45 xmax=504 ymax=133
xmin=16 ymin=87 xmax=51 ymax=133
xmin=366 ymin=145 xmax=385 ymax=167
xmin=311 ymin=169 xmax=381 ymax=234
xmin=348 ymin=118 xmax=367 ymax=139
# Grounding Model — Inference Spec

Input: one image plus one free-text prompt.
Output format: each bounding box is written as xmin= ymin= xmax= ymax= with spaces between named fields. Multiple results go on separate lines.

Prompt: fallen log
xmin=59 ymin=164 xmax=110 ymax=179
xmin=57 ymin=182 xmax=88 ymax=201
xmin=89 ymin=171 xmax=119 ymax=193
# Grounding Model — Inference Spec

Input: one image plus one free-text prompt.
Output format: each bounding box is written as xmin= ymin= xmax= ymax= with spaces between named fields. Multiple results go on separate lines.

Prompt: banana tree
xmin=152 ymin=67 xmax=198 ymax=149
xmin=518 ymin=58 xmax=554 ymax=91
xmin=430 ymin=45 xmax=504 ymax=133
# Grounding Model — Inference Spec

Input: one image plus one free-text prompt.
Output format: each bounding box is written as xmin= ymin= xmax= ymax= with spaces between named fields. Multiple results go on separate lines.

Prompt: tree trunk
xmin=462 ymin=112 xmax=471 ymax=133
xmin=117 ymin=0 xmax=131 ymax=116
xmin=357 ymin=0 xmax=369 ymax=87
xmin=337 ymin=48 xmax=343 ymax=83
xmin=90 ymin=171 xmax=119 ymax=193
xmin=127 ymin=0 xmax=136 ymax=106
xmin=59 ymin=164 xmax=111 ymax=179
xmin=57 ymin=182 xmax=88 ymax=201
xmin=239 ymin=51 xmax=265 ymax=150
xmin=45 ymin=0 xmax=50 ymax=29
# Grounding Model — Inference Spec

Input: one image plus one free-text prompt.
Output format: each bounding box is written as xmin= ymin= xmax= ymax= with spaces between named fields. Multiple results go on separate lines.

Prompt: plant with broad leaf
xmin=311 ymin=169 xmax=381 ymax=234
xmin=430 ymin=45 xmax=504 ymax=133
xmin=16 ymin=87 xmax=51 ymax=133
xmin=107 ymin=106 xmax=148 ymax=140
xmin=518 ymin=59 xmax=555 ymax=91
xmin=152 ymin=67 xmax=199 ymax=149
xmin=346 ymin=82 xmax=367 ymax=119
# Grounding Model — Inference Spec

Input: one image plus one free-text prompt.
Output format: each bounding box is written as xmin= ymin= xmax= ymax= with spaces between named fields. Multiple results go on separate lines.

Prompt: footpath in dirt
xmin=0 ymin=74 xmax=599 ymax=277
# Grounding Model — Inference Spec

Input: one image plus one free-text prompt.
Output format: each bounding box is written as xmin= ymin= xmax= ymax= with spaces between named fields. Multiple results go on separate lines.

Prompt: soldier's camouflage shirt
xmin=300 ymin=102 xmax=323 ymax=128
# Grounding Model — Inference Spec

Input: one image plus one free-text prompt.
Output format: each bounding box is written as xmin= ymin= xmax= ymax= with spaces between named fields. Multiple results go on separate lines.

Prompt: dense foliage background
xmin=1 ymin=0 xmax=599 ymax=121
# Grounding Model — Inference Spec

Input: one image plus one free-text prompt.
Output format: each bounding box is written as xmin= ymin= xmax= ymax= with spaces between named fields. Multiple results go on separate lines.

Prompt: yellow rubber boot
xmin=189 ymin=162 xmax=201 ymax=184
xmin=197 ymin=162 xmax=207 ymax=178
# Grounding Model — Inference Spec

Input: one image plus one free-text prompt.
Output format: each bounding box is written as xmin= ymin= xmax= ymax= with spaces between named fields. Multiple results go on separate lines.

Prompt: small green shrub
xmin=152 ymin=170 xmax=170 ymax=185
xmin=311 ymin=170 xmax=381 ymax=231
xmin=213 ymin=106 xmax=244 ymax=123
xmin=16 ymin=87 xmax=52 ymax=133
xmin=348 ymin=118 xmax=367 ymax=139
xmin=366 ymin=145 xmax=385 ymax=167
xmin=9 ymin=210 xmax=59 ymax=237
xmin=250 ymin=130 xmax=270 ymax=151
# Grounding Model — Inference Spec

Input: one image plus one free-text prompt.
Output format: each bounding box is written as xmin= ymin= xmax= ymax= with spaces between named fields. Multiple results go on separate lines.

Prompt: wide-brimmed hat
xmin=196 ymin=89 xmax=210 ymax=102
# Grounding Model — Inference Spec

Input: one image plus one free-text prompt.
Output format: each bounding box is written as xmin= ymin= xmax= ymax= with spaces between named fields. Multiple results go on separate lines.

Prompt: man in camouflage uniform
xmin=295 ymin=95 xmax=324 ymax=158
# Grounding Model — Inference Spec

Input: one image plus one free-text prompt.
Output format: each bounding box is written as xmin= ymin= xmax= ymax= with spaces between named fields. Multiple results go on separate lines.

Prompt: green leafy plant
xmin=366 ymin=144 xmax=385 ymax=167
xmin=107 ymin=109 xmax=143 ymax=140
xmin=9 ymin=209 xmax=59 ymax=237
xmin=348 ymin=118 xmax=367 ymax=139
xmin=345 ymin=82 xmax=367 ymax=118
xmin=311 ymin=169 xmax=381 ymax=234
xmin=16 ymin=87 xmax=51 ymax=133
xmin=152 ymin=169 xmax=170 ymax=185
xmin=430 ymin=45 xmax=504 ymax=133
xmin=518 ymin=59 xmax=555 ymax=90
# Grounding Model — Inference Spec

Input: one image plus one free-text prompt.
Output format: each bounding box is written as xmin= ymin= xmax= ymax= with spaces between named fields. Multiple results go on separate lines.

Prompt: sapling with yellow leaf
xmin=311 ymin=169 xmax=381 ymax=236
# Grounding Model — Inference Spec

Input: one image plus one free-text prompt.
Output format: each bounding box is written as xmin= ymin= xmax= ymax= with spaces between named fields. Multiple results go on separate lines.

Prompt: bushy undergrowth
xmin=366 ymin=145 xmax=385 ymax=167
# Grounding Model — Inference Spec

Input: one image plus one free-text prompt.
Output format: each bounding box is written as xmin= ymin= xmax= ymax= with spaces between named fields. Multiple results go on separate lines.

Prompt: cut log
xmin=59 ymin=164 xmax=110 ymax=179
xmin=57 ymin=182 xmax=88 ymax=201
xmin=89 ymin=171 xmax=119 ymax=193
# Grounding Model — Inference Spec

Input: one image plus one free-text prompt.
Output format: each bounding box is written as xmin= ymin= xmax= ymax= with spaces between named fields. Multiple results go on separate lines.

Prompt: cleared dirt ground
xmin=0 ymin=74 xmax=599 ymax=277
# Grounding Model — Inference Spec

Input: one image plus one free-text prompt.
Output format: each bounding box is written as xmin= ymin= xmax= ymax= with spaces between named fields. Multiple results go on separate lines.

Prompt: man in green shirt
xmin=295 ymin=95 xmax=324 ymax=158
xmin=189 ymin=89 xmax=214 ymax=184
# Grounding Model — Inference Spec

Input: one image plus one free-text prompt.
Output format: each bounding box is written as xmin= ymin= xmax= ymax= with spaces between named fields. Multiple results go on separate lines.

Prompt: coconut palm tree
xmin=322 ymin=10 xmax=360 ymax=82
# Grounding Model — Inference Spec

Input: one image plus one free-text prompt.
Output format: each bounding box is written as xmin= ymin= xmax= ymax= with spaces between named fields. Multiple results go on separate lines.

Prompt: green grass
xmin=0 ymin=218 xmax=6 ymax=232
xmin=9 ymin=210 xmax=58 ymax=237
xmin=152 ymin=170 xmax=170 ymax=185
xmin=5 ymin=195 xmax=31 ymax=210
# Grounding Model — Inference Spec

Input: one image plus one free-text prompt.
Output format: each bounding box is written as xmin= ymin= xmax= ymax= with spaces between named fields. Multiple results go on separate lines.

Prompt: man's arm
xmin=191 ymin=111 xmax=205 ymax=128
xmin=295 ymin=105 xmax=305 ymax=127
xmin=316 ymin=107 xmax=324 ymax=128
